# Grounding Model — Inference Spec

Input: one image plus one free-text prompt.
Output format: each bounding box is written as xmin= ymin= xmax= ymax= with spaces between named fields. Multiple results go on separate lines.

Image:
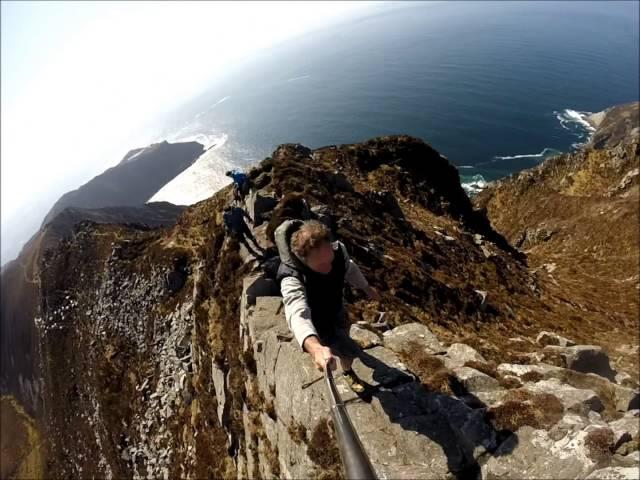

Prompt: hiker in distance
xmin=275 ymin=219 xmax=380 ymax=393
xmin=225 ymin=169 xmax=250 ymax=203
xmin=223 ymin=205 xmax=265 ymax=258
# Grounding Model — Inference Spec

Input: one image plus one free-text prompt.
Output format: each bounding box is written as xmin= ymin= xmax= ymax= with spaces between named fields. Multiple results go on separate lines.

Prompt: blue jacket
xmin=229 ymin=170 xmax=248 ymax=186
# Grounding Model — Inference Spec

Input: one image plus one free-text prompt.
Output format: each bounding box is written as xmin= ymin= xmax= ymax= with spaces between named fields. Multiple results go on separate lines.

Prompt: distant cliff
xmin=41 ymin=140 xmax=203 ymax=226
xmin=474 ymin=102 xmax=639 ymax=378
xmin=586 ymin=102 xmax=640 ymax=149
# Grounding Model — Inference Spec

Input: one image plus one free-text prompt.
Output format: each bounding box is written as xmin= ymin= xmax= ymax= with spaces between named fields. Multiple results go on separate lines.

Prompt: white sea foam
xmin=457 ymin=165 xmax=475 ymax=169
xmin=493 ymin=147 xmax=561 ymax=161
xmin=149 ymin=132 xmax=233 ymax=205
xmin=555 ymin=108 xmax=595 ymax=132
xmin=461 ymin=174 xmax=488 ymax=195
xmin=169 ymin=131 xmax=227 ymax=151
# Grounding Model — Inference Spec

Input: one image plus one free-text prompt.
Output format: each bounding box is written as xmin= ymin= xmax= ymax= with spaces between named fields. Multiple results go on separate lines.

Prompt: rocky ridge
xmin=1 ymin=100 xmax=639 ymax=479
xmin=13 ymin=128 xmax=637 ymax=479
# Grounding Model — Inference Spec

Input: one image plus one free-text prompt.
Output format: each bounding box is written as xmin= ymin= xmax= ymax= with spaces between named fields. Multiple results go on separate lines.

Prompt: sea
xmin=149 ymin=0 xmax=639 ymax=203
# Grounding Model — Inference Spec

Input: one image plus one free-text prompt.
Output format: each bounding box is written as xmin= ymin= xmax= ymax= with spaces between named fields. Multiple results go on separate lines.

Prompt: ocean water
xmin=150 ymin=1 xmax=639 ymax=203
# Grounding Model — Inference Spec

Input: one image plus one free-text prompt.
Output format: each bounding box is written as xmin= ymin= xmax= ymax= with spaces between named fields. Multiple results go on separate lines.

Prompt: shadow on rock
xmin=351 ymin=350 xmax=518 ymax=480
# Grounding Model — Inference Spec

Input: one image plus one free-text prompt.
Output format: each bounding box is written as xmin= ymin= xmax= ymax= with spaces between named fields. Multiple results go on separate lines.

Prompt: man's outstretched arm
xmin=281 ymin=276 xmax=335 ymax=370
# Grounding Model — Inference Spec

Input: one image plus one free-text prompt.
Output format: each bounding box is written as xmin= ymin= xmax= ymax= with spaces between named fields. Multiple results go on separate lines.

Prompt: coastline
xmin=461 ymin=107 xmax=615 ymax=196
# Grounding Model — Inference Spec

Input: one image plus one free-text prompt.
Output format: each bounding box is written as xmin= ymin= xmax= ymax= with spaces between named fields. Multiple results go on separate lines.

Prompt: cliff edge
xmin=10 ymin=132 xmax=637 ymax=479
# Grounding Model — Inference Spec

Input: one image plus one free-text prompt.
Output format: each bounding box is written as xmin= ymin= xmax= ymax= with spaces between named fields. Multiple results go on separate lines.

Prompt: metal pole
xmin=324 ymin=366 xmax=378 ymax=480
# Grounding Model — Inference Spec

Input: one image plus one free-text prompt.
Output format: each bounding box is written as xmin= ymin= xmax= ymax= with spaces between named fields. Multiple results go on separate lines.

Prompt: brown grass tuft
xmin=262 ymin=436 xmax=281 ymax=477
xmin=521 ymin=371 xmax=544 ymax=383
xmin=288 ymin=420 xmax=308 ymax=445
xmin=487 ymin=389 xmax=564 ymax=431
xmin=498 ymin=375 xmax=524 ymax=389
xmin=400 ymin=341 xmax=455 ymax=395
xmin=308 ymin=419 xmax=343 ymax=479
xmin=464 ymin=360 xmax=498 ymax=378
xmin=585 ymin=427 xmax=614 ymax=461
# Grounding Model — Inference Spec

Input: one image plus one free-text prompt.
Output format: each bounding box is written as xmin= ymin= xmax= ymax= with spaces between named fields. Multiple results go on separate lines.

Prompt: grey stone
xmin=544 ymin=344 xmax=617 ymax=380
xmin=350 ymin=346 xmax=412 ymax=387
xmin=247 ymin=190 xmax=278 ymax=226
xmin=244 ymin=275 xmax=280 ymax=307
xmin=383 ymin=322 xmax=445 ymax=355
xmin=609 ymin=416 xmax=640 ymax=450
xmin=482 ymin=426 xmax=597 ymax=479
xmin=452 ymin=366 xmax=501 ymax=393
xmin=211 ymin=361 xmax=226 ymax=426
xmin=248 ymin=296 xmax=288 ymax=342
xmin=585 ymin=467 xmax=640 ymax=479
xmin=611 ymin=451 xmax=640 ymax=468
xmin=349 ymin=324 xmax=382 ymax=349
xmin=536 ymin=330 xmax=576 ymax=347
xmin=525 ymin=378 xmax=604 ymax=414
xmin=548 ymin=413 xmax=589 ymax=442
xmin=613 ymin=385 xmax=640 ymax=412
xmin=615 ymin=372 xmax=637 ymax=388
xmin=443 ymin=343 xmax=487 ymax=369
xmin=496 ymin=362 xmax=563 ymax=378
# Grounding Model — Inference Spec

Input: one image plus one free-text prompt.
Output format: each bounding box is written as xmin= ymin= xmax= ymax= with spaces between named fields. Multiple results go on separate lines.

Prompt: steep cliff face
xmin=587 ymin=102 xmax=640 ymax=149
xmin=474 ymin=102 xmax=639 ymax=378
xmin=2 ymin=139 xmax=202 ymax=414
xmin=14 ymin=134 xmax=637 ymax=478
xmin=0 ymin=202 xmax=186 ymax=414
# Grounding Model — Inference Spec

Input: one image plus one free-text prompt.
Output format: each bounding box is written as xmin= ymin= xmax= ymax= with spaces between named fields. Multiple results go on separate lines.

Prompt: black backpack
xmin=261 ymin=255 xmax=281 ymax=280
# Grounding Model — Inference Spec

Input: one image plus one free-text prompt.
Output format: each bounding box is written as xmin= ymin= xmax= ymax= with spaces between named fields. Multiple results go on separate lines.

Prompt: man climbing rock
xmin=225 ymin=169 xmax=250 ymax=202
xmin=223 ymin=205 xmax=265 ymax=258
xmin=275 ymin=219 xmax=380 ymax=393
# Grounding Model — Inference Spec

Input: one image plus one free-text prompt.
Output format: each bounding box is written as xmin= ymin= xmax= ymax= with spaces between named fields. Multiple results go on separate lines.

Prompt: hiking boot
xmin=342 ymin=369 xmax=365 ymax=394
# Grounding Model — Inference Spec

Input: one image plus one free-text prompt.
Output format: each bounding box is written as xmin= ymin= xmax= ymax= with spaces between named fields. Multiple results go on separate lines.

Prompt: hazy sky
xmin=0 ymin=0 xmax=372 ymax=263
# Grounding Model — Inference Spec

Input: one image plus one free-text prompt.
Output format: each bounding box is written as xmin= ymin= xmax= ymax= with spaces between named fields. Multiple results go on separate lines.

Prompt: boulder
xmin=585 ymin=467 xmax=640 ymax=479
xmin=609 ymin=416 xmax=640 ymax=450
xmin=350 ymin=345 xmax=413 ymax=387
xmin=383 ymin=323 xmax=445 ymax=355
xmin=536 ymin=331 xmax=576 ymax=347
xmin=613 ymin=384 xmax=640 ymax=412
xmin=452 ymin=367 xmax=501 ymax=394
xmin=349 ymin=325 xmax=382 ymax=349
xmin=247 ymin=190 xmax=278 ymax=226
xmin=548 ymin=413 xmax=589 ymax=442
xmin=525 ymin=378 xmax=604 ymax=415
xmin=443 ymin=343 xmax=487 ymax=369
xmin=544 ymin=345 xmax=617 ymax=380
xmin=615 ymin=372 xmax=637 ymax=388
xmin=496 ymin=362 xmax=563 ymax=379
xmin=241 ymin=288 xmax=488 ymax=479
xmin=481 ymin=426 xmax=597 ymax=479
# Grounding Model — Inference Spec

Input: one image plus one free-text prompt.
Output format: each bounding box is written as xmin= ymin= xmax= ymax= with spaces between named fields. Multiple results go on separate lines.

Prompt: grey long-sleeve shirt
xmin=280 ymin=241 xmax=369 ymax=348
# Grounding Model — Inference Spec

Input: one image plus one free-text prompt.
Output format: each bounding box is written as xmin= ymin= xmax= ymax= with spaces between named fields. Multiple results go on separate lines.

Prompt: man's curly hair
xmin=291 ymin=221 xmax=331 ymax=260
